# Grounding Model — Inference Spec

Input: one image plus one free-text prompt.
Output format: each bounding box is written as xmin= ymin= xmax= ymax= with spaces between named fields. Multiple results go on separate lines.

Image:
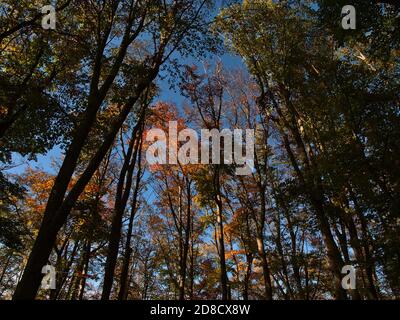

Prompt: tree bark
xmin=12 ymin=4 xmax=152 ymax=299
xmin=256 ymin=186 xmax=273 ymax=300
xmin=102 ymin=123 xmax=143 ymax=300
xmin=215 ymin=170 xmax=229 ymax=300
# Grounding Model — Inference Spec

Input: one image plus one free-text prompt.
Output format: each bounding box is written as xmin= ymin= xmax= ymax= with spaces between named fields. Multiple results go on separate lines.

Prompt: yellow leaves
xmin=243 ymin=0 xmax=273 ymax=11
xmin=160 ymin=10 xmax=175 ymax=44
xmin=20 ymin=168 xmax=55 ymax=209
xmin=83 ymin=182 xmax=100 ymax=196
xmin=75 ymin=217 xmax=86 ymax=229
xmin=0 ymin=105 xmax=8 ymax=117
xmin=193 ymin=194 xmax=203 ymax=207
xmin=97 ymin=103 xmax=121 ymax=125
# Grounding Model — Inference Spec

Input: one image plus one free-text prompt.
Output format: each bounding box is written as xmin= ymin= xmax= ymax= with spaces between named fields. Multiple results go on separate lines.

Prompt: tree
xmin=0 ymin=0 xmax=85 ymax=162
xmin=13 ymin=0 xmax=217 ymax=300
xmin=217 ymin=0 xmax=399 ymax=299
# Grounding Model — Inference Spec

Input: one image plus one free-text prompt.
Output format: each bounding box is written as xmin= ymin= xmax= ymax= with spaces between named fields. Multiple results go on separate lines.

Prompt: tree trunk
xmin=0 ymin=252 xmax=12 ymax=286
xmin=280 ymin=131 xmax=347 ymax=300
xmin=216 ymin=191 xmax=228 ymax=300
xmin=12 ymin=9 xmax=157 ymax=298
xmin=102 ymin=123 xmax=143 ymax=300
xmin=78 ymin=241 xmax=91 ymax=300
xmin=118 ymin=141 xmax=143 ymax=300
xmin=257 ymin=186 xmax=273 ymax=300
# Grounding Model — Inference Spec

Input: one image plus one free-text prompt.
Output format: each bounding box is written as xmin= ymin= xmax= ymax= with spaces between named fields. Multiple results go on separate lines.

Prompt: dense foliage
xmin=0 ymin=0 xmax=399 ymax=300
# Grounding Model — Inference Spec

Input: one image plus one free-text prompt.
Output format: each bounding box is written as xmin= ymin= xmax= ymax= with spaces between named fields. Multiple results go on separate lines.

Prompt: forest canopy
xmin=0 ymin=0 xmax=399 ymax=300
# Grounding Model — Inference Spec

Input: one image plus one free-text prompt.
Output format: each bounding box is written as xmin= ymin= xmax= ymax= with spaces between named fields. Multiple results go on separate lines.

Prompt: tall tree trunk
xmin=282 ymin=201 xmax=305 ymax=299
xmin=256 ymin=186 xmax=273 ymax=300
xmin=78 ymin=241 xmax=91 ymax=300
xmin=260 ymin=83 xmax=348 ymax=299
xmin=216 ymin=189 xmax=228 ymax=300
xmin=12 ymin=7 xmax=157 ymax=298
xmin=312 ymin=197 xmax=348 ymax=300
xmin=275 ymin=212 xmax=293 ymax=299
xmin=70 ymin=250 xmax=86 ymax=300
xmin=180 ymin=180 xmax=193 ymax=300
xmin=348 ymin=187 xmax=379 ymax=299
xmin=118 ymin=140 xmax=143 ymax=300
xmin=189 ymin=216 xmax=195 ymax=300
xmin=0 ymin=252 xmax=12 ymax=286
xmin=53 ymin=240 xmax=79 ymax=300
xmin=243 ymin=252 xmax=253 ymax=301
xmin=280 ymin=130 xmax=347 ymax=300
xmin=13 ymin=217 xmax=62 ymax=300
xmin=102 ymin=126 xmax=142 ymax=300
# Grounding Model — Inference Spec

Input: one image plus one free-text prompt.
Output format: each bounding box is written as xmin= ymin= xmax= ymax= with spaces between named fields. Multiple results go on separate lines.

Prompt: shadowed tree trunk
xmin=102 ymin=118 xmax=144 ymax=300
xmin=178 ymin=179 xmax=193 ymax=300
xmin=12 ymin=2 xmax=152 ymax=299
xmin=215 ymin=168 xmax=229 ymax=300
xmin=256 ymin=185 xmax=273 ymax=300
xmin=77 ymin=240 xmax=91 ymax=300
xmin=258 ymin=83 xmax=348 ymax=300
xmin=118 ymin=137 xmax=143 ymax=300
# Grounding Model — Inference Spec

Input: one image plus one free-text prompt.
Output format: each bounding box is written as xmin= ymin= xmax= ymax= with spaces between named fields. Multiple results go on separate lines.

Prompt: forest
xmin=0 ymin=0 xmax=399 ymax=300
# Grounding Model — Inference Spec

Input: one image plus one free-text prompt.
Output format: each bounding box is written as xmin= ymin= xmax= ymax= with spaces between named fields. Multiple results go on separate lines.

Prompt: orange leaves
xmin=144 ymin=101 xmax=202 ymax=175
xmin=19 ymin=168 xmax=55 ymax=212
xmin=148 ymin=214 xmax=164 ymax=228
xmin=18 ymin=166 xmax=110 ymax=216
xmin=225 ymin=249 xmax=246 ymax=260
xmin=146 ymin=102 xmax=181 ymax=130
